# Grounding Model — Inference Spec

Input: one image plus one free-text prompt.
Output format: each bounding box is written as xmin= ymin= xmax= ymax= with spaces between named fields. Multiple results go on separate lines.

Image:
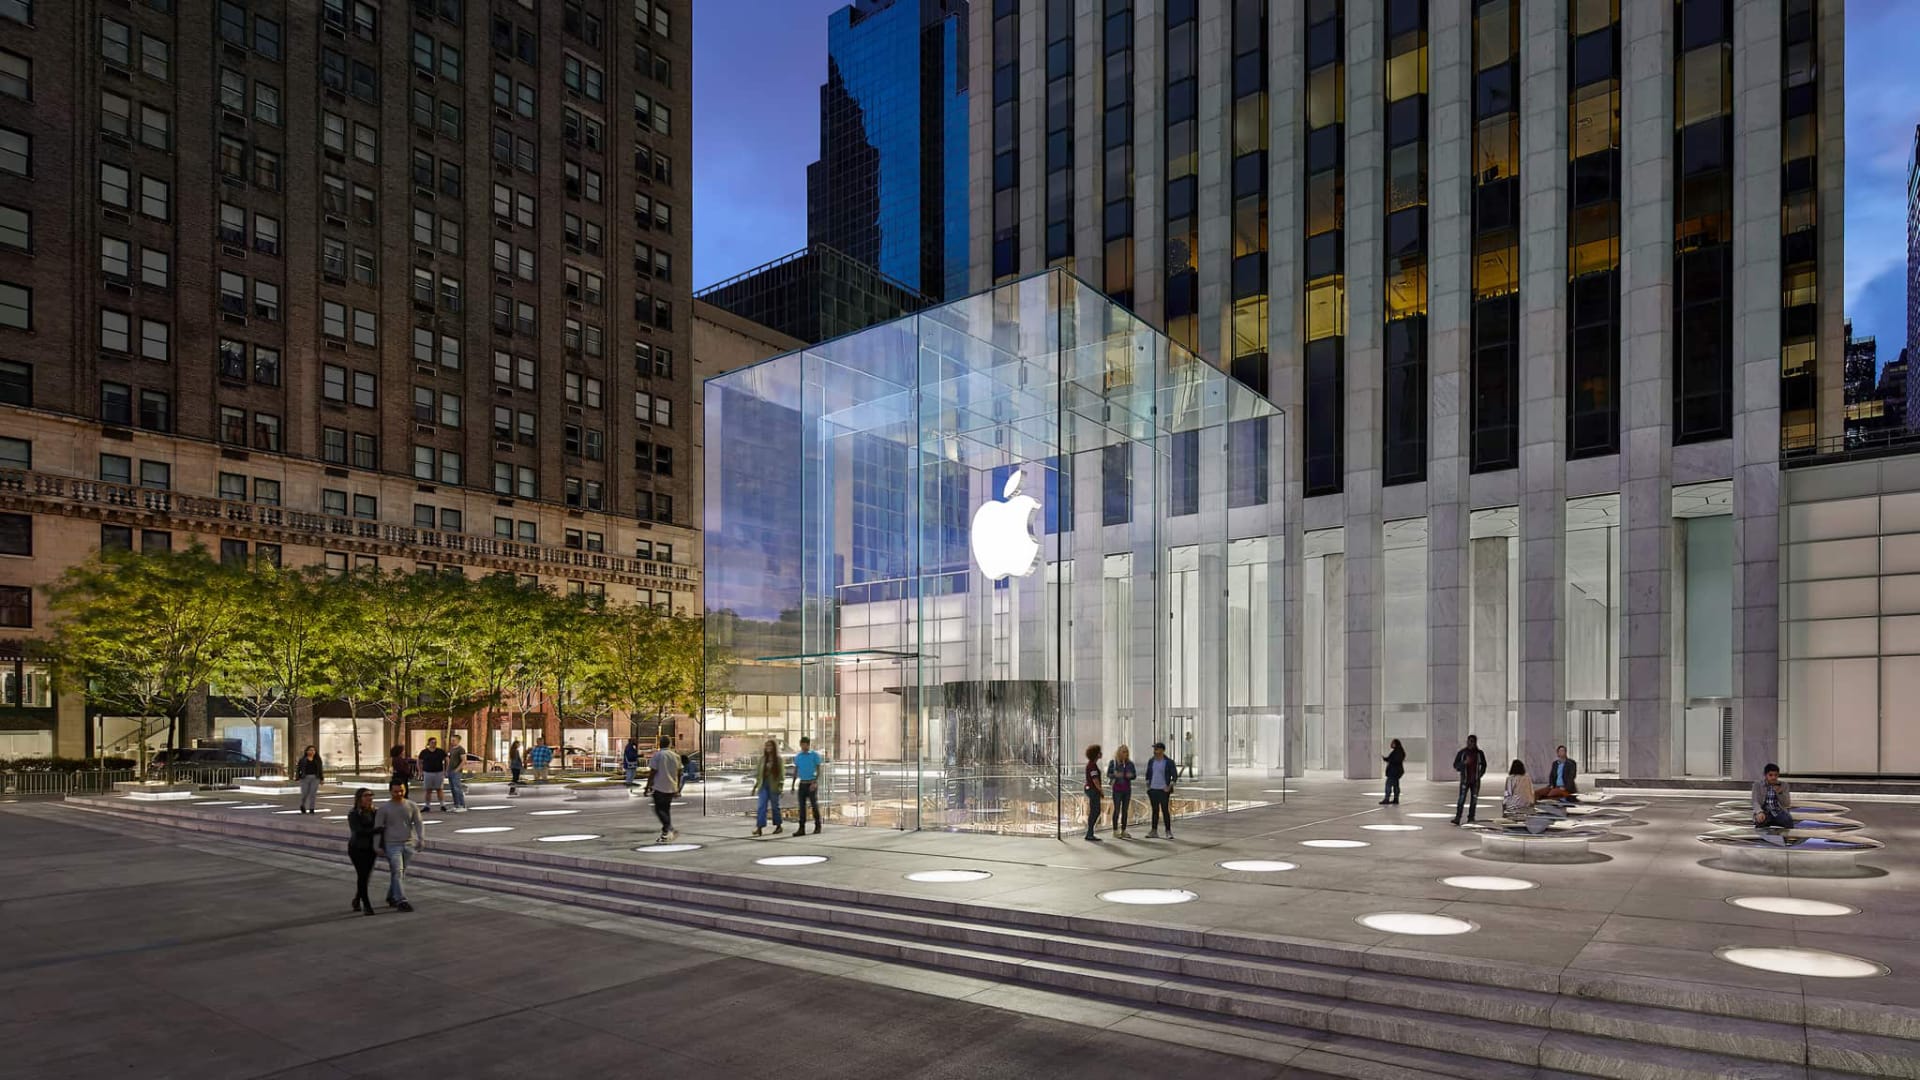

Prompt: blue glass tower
xmin=807 ymin=0 xmax=970 ymax=302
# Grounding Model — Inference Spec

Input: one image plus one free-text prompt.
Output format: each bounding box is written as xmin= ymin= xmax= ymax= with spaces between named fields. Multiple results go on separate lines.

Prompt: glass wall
xmin=705 ymin=269 xmax=1279 ymax=834
xmin=1565 ymin=494 xmax=1621 ymax=773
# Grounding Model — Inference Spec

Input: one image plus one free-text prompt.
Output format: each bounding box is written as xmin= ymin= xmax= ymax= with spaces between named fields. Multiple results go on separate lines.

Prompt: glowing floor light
xmin=1442 ymin=875 xmax=1537 ymax=891
xmin=1358 ymin=912 xmax=1477 ymax=936
xmin=1097 ymin=888 xmax=1198 ymax=905
xmin=1219 ymin=860 xmax=1297 ymax=873
xmin=756 ymin=855 xmax=828 ymax=867
xmin=529 ymin=809 xmax=579 ymax=816
xmin=636 ymin=843 xmax=701 ymax=853
xmin=905 ymin=869 xmax=993 ymax=883
xmin=1726 ymin=896 xmax=1857 ymax=917
xmin=535 ymin=834 xmax=601 ymax=843
xmin=1300 ymin=839 xmax=1369 ymax=849
xmin=456 ymin=826 xmax=514 ymax=835
xmin=1362 ymin=824 xmax=1422 ymax=832
xmin=1716 ymin=946 xmax=1884 ymax=978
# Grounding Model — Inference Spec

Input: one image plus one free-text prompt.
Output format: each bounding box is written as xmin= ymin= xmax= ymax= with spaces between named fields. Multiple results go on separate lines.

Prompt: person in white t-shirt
xmin=644 ymin=736 xmax=682 ymax=843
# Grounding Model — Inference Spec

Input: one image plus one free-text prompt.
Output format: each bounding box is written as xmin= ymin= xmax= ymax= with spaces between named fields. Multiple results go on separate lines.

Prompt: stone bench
xmin=1706 ymin=811 xmax=1863 ymax=832
xmin=233 ymin=779 xmax=302 ymax=795
xmin=1466 ymin=820 xmax=1611 ymax=862
xmin=567 ymin=781 xmax=635 ymax=802
xmin=502 ymin=781 xmax=575 ymax=799
xmin=1696 ymin=829 xmax=1884 ymax=877
xmin=1715 ymin=798 xmax=1851 ymax=816
xmin=118 ymin=782 xmax=195 ymax=800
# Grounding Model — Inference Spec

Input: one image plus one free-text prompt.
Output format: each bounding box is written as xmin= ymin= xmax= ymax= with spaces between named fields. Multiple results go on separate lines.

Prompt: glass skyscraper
xmin=807 ymin=0 xmax=970 ymax=301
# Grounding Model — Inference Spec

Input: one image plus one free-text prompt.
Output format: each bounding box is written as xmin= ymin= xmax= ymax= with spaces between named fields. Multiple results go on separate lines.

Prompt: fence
xmin=0 ymin=769 xmax=137 ymax=796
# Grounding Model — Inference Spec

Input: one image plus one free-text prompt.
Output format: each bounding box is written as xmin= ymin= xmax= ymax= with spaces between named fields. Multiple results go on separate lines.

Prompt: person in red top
xmin=1083 ymin=744 xmax=1103 ymax=842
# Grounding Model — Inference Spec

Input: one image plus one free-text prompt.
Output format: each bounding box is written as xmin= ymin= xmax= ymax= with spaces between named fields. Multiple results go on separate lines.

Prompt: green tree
xmin=595 ymin=604 xmax=707 ymax=745
xmin=525 ymin=588 xmax=600 ymax=753
xmin=455 ymin=573 xmax=541 ymax=762
xmin=362 ymin=568 xmax=466 ymax=750
xmin=211 ymin=564 xmax=338 ymax=772
xmin=44 ymin=546 xmax=245 ymax=772
xmin=312 ymin=571 xmax=389 ymax=776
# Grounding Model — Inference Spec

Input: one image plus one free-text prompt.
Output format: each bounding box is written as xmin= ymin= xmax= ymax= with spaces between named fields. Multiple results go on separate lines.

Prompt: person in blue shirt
xmin=527 ymin=737 xmax=554 ymax=782
xmin=791 ymin=735 xmax=823 ymax=835
xmin=623 ymin=738 xmax=641 ymax=787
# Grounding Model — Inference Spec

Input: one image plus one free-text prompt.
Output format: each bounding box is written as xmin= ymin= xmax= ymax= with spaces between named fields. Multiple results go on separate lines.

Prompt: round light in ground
xmin=1261 ymin=789 xmax=1298 ymax=794
xmin=1359 ymin=912 xmax=1478 ymax=936
xmin=465 ymin=805 xmax=508 ymax=811
xmin=1362 ymin=824 xmax=1422 ymax=832
xmin=455 ymin=826 xmax=514 ymax=835
xmin=232 ymin=803 xmax=278 ymax=810
xmin=420 ymin=819 xmax=441 ymax=825
xmin=273 ymin=809 xmax=304 ymax=815
xmin=1407 ymin=813 xmax=1455 ymax=819
xmin=1442 ymin=875 xmax=1538 ymax=892
xmin=323 ymin=815 xmax=348 ymax=821
xmin=528 ymin=809 xmax=578 ymax=816
xmin=905 ymin=869 xmax=993 ymax=883
xmin=535 ymin=834 xmax=601 ymax=843
xmin=1300 ymin=839 xmax=1370 ymax=849
xmin=1727 ymin=896 xmax=1858 ymax=917
xmin=756 ymin=854 xmax=828 ymax=867
xmin=636 ymin=843 xmax=701 ymax=853
xmin=1097 ymin=888 xmax=1198 ymax=905
xmin=1716 ymin=946 xmax=1885 ymax=978
xmin=196 ymin=800 xmax=240 ymax=806
xmin=1219 ymin=860 xmax=1297 ymax=873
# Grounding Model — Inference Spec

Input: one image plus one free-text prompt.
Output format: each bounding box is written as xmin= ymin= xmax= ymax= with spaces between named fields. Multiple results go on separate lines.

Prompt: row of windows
xmin=1381 ymin=0 xmax=1428 ymax=487
xmin=100 ymin=20 xmax=171 ymax=81
xmin=1778 ymin=0 xmax=1821 ymax=451
xmin=1228 ymin=0 xmax=1272 ymax=511
xmin=1164 ymin=0 xmax=1200 ymax=349
xmin=1103 ymin=0 xmax=1135 ymax=307
xmin=1044 ymin=0 xmax=1073 ymax=263
xmin=218 ymin=339 xmax=280 ymax=386
xmin=991 ymin=0 xmax=1018 ymax=280
xmin=1302 ymin=0 xmax=1346 ymax=498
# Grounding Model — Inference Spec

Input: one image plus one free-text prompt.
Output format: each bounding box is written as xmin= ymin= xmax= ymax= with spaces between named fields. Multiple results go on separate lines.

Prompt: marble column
xmin=1323 ymin=551 xmax=1348 ymax=770
xmin=1268 ymin=0 xmax=1307 ymax=775
xmin=1196 ymin=0 xmax=1232 ymax=363
xmin=1470 ymin=536 xmax=1513 ymax=770
xmin=1131 ymin=0 xmax=1165 ymax=320
xmin=1342 ymin=0 xmax=1385 ymax=778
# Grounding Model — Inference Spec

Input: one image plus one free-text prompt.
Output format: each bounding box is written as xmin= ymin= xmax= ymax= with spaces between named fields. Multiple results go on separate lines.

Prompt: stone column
xmin=967 ymin=0 xmax=992 ymax=291
xmin=1074 ymin=0 xmax=1104 ymax=286
xmin=1269 ymin=0 xmax=1307 ymax=775
xmin=1620 ymin=0 xmax=1675 ymax=778
xmin=1732 ymin=0 xmax=1784 ymax=777
xmin=1425 ymin=0 xmax=1473 ymax=782
xmin=1341 ymin=0 xmax=1385 ymax=778
xmin=1017 ymin=0 xmax=1046 ymax=273
xmin=1196 ymin=0 xmax=1232 ymax=363
xmin=1071 ymin=445 xmax=1108 ymax=756
xmin=1323 ymin=551 xmax=1348 ymax=769
xmin=1131 ymin=0 xmax=1165 ymax=320
xmin=1814 ymin=0 xmax=1847 ymax=445
xmin=1516 ymin=0 xmax=1569 ymax=773
xmin=1470 ymin=537 xmax=1512 ymax=767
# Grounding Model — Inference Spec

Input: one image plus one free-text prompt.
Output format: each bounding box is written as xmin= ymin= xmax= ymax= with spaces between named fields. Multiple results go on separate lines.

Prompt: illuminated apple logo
xmin=970 ymin=469 xmax=1041 ymax=581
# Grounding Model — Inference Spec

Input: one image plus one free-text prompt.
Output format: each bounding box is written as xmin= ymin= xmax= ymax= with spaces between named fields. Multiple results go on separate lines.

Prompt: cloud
xmin=1850 ymin=263 xmax=1909 ymax=366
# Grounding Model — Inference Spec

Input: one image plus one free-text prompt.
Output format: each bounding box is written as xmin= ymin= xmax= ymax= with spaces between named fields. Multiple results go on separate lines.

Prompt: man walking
xmin=528 ymin=736 xmax=554 ymax=783
xmin=446 ymin=736 xmax=467 ymax=812
xmin=417 ymin=737 xmax=449 ymax=814
xmin=375 ymin=780 xmax=425 ymax=912
xmin=1450 ymin=734 xmax=1489 ymax=825
xmin=791 ymin=735 xmax=823 ymax=835
xmin=1144 ymin=741 xmax=1178 ymax=839
xmin=623 ymin=737 xmax=641 ymax=787
xmin=644 ymin=735 xmax=682 ymax=843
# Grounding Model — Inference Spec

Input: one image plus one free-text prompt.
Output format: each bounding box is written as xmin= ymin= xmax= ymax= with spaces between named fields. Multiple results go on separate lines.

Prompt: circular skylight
xmin=756 ymin=855 xmax=828 ymax=867
xmin=232 ymin=803 xmax=278 ymax=810
xmin=905 ymin=869 xmax=993 ymax=883
xmin=1362 ymin=824 xmax=1422 ymax=832
xmin=196 ymin=800 xmax=240 ymax=806
xmin=528 ymin=809 xmax=579 ymax=816
xmin=1300 ymin=839 xmax=1370 ymax=849
xmin=1218 ymin=860 xmax=1297 ymax=873
xmin=1359 ymin=912 xmax=1477 ymax=936
xmin=1407 ymin=812 xmax=1455 ymax=819
xmin=1726 ymin=896 xmax=1858 ymax=917
xmin=1442 ymin=875 xmax=1537 ymax=891
xmin=273 ymin=809 xmax=304 ymax=815
xmin=1716 ymin=946 xmax=1885 ymax=978
xmin=535 ymin=834 xmax=601 ymax=843
xmin=1097 ymin=888 xmax=1198 ymax=905
xmin=636 ymin=843 xmax=702 ymax=853
xmin=455 ymin=826 xmax=515 ymax=835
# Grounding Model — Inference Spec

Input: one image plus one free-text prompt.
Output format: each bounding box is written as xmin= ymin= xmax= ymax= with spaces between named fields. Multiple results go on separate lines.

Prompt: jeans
xmin=1454 ymin=779 xmax=1481 ymax=821
xmin=1148 ymin=788 xmax=1172 ymax=833
xmin=1382 ymin=775 xmax=1401 ymax=803
xmin=350 ymin=847 xmax=376 ymax=908
xmin=624 ymin=762 xmax=637 ymax=786
xmin=510 ymin=765 xmax=521 ymax=790
xmin=448 ymin=770 xmax=465 ymax=809
xmin=384 ymin=843 xmax=411 ymax=904
xmin=796 ymin=780 xmax=821 ymax=829
xmin=1084 ymin=789 xmax=1102 ymax=838
xmin=1111 ymin=790 xmax=1132 ymax=832
xmin=299 ymin=775 xmax=320 ymax=812
xmin=755 ymin=785 xmax=783 ymax=829
xmin=1758 ymin=807 xmax=1794 ymax=829
xmin=652 ymin=791 xmax=675 ymax=833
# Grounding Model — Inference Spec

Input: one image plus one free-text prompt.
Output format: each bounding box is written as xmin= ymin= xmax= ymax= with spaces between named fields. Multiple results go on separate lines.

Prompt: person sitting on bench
xmin=1535 ymin=745 xmax=1579 ymax=801
xmin=1751 ymin=763 xmax=1794 ymax=830
xmin=1502 ymin=759 xmax=1536 ymax=819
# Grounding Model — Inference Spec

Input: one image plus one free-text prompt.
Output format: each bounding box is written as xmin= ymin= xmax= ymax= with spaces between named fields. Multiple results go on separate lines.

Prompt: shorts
xmin=423 ymin=771 xmax=445 ymax=792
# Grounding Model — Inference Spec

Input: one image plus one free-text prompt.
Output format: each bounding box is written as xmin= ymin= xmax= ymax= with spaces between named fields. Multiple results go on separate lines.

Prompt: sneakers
xmin=396 ymin=901 xmax=414 ymax=912
xmin=1084 ymin=834 xmax=1102 ymax=842
xmin=1449 ymin=818 xmax=1461 ymax=826
xmin=773 ymin=825 xmax=784 ymax=834
xmin=666 ymin=829 xmax=679 ymax=841
xmin=753 ymin=828 xmax=763 ymax=837
xmin=1147 ymin=829 xmax=1160 ymax=839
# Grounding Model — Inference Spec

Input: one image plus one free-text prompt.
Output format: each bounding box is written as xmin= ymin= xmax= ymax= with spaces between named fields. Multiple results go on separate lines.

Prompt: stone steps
xmin=64 ymin=798 xmax=1919 ymax=1080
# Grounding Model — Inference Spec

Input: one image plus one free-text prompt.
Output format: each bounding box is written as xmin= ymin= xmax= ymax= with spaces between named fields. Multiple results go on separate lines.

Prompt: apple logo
xmin=970 ymin=469 xmax=1042 ymax=581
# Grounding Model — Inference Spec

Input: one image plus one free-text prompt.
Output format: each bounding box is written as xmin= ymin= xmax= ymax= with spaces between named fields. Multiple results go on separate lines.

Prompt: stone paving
xmin=83 ymin=774 xmax=1920 ymax=1021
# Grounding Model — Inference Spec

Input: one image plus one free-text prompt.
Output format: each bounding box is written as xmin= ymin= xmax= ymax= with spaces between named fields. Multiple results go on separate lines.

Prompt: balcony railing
xmin=0 ymin=467 xmax=692 ymax=587
xmin=1783 ymin=425 xmax=1920 ymax=467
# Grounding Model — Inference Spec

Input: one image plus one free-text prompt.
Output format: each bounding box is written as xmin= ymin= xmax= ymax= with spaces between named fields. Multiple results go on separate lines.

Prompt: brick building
xmin=0 ymin=0 xmax=693 ymax=764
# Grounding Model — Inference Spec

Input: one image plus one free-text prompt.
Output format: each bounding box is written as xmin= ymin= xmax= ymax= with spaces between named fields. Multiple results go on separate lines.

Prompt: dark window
xmin=0 ymin=358 xmax=26 ymax=405
xmin=1101 ymin=443 xmax=1131 ymax=527
xmin=1568 ymin=270 xmax=1620 ymax=456
xmin=220 ymin=539 xmax=248 ymax=567
xmin=0 ymin=585 xmax=27 ymax=627
xmin=1168 ymin=430 xmax=1199 ymax=517
xmin=1382 ymin=317 xmax=1426 ymax=485
xmin=1304 ymin=338 xmax=1343 ymax=496
xmin=0 ymin=511 xmax=28 ymax=555
xmin=101 ymin=524 xmax=133 ymax=551
xmin=1227 ymin=418 xmax=1269 ymax=508
xmin=1471 ymin=295 xmax=1519 ymax=471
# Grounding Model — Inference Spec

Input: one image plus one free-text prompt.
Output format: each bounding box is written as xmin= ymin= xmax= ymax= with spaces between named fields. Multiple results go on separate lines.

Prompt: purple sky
xmin=696 ymin=2 xmax=1918 ymax=360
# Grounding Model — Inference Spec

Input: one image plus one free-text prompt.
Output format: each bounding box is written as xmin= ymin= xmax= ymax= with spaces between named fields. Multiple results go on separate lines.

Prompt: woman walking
xmin=296 ymin=745 xmax=324 ymax=813
xmin=1380 ymin=738 xmax=1405 ymax=806
xmin=1107 ymin=744 xmax=1137 ymax=838
xmin=751 ymin=739 xmax=784 ymax=837
xmin=387 ymin=744 xmax=410 ymax=791
xmin=1083 ymin=744 xmax=1104 ymax=842
xmin=1502 ymin=759 xmax=1536 ymax=819
xmin=346 ymin=788 xmax=379 ymax=916
xmin=507 ymin=740 xmax=523 ymax=794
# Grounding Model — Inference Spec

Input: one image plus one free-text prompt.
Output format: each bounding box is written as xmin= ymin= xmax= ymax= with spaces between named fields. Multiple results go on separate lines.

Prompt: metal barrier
xmin=0 ymin=769 xmax=137 ymax=795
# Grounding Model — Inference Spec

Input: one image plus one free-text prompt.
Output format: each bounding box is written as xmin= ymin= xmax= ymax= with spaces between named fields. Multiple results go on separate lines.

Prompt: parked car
xmin=146 ymin=747 xmax=264 ymax=782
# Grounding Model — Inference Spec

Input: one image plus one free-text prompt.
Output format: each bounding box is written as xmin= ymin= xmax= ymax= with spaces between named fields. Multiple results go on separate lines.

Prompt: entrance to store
xmin=1569 ymin=705 xmax=1620 ymax=776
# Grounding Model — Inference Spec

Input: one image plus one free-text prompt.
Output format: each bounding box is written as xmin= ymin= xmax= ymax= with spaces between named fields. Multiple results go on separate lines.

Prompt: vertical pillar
xmin=1132 ymin=0 xmax=1166 ymax=321
xmin=1732 ymin=0 xmax=1784 ymax=777
xmin=967 ymin=0 xmax=993 ymax=291
xmin=1620 ymin=0 xmax=1675 ymax=779
xmin=1470 ymin=537 xmax=1512 ymax=766
xmin=1074 ymin=0 xmax=1104 ymax=286
xmin=1017 ymin=0 xmax=1047 ymax=272
xmin=1814 ymin=0 xmax=1847 ymax=445
xmin=1425 ymin=0 xmax=1472 ymax=781
xmin=1269 ymin=0 xmax=1307 ymax=775
xmin=1323 ymin=551 xmax=1348 ymax=769
xmin=1070 ymin=445 xmax=1107 ymax=754
xmin=1517 ymin=0 xmax=1569 ymax=773
xmin=1196 ymin=0 xmax=1232 ymax=363
xmin=1342 ymin=0 xmax=1385 ymax=778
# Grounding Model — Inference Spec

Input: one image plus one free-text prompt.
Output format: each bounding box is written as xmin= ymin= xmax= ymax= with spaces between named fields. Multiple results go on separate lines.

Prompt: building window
xmin=0 ymin=282 xmax=27 ymax=330
xmin=0 ymin=435 xmax=24 ymax=470
xmin=1471 ymin=0 xmax=1520 ymax=472
xmin=1303 ymin=0 xmax=1347 ymax=496
xmin=0 ymin=359 xmax=26 ymax=406
xmin=100 ymin=382 xmax=132 ymax=425
xmin=138 ymin=459 xmax=169 ymax=490
xmin=323 ymin=427 xmax=347 ymax=464
xmin=0 ymin=585 xmax=29 ymax=628
xmin=1673 ymin=0 xmax=1734 ymax=444
xmin=0 ymin=511 xmax=28 ymax=556
xmin=1567 ymin=0 xmax=1621 ymax=459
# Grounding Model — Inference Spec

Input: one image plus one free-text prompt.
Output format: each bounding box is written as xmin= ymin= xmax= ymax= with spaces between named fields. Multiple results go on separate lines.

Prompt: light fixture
xmin=455 ymin=826 xmax=514 ymax=835
xmin=196 ymin=800 xmax=240 ymax=806
xmin=1218 ymin=860 xmax=1297 ymax=873
xmin=1442 ymin=875 xmax=1537 ymax=891
xmin=1260 ymin=789 xmax=1298 ymax=794
xmin=465 ymin=805 xmax=509 ymax=811
xmin=420 ymin=819 xmax=441 ymax=825
xmin=1407 ymin=812 xmax=1455 ymax=819
xmin=905 ymin=869 xmax=992 ymax=883
xmin=636 ymin=843 xmax=702 ymax=853
xmin=1362 ymin=824 xmax=1422 ymax=832
xmin=535 ymin=834 xmax=601 ymax=843
xmin=529 ymin=809 xmax=579 ymax=816
xmin=1300 ymin=839 xmax=1369 ymax=849
xmin=1716 ymin=946 xmax=1885 ymax=978
xmin=1726 ymin=896 xmax=1857 ymax=917
xmin=756 ymin=854 xmax=827 ymax=867
xmin=273 ymin=809 xmax=304 ymax=815
xmin=1097 ymin=888 xmax=1198 ymax=905
xmin=1359 ymin=912 xmax=1477 ymax=936
xmin=232 ymin=803 xmax=278 ymax=810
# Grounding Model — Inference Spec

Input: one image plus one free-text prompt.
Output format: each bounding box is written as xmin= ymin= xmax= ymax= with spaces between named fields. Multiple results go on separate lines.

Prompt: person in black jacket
xmin=346 ymin=788 xmax=380 ymax=916
xmin=1380 ymin=739 xmax=1406 ymax=805
xmin=1449 ymin=734 xmax=1489 ymax=825
xmin=296 ymin=745 xmax=324 ymax=814
xmin=1538 ymin=745 xmax=1578 ymax=800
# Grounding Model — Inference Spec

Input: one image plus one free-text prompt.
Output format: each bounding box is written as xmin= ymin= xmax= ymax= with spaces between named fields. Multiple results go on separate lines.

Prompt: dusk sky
xmin=697 ymin=1 xmax=1920 ymax=361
